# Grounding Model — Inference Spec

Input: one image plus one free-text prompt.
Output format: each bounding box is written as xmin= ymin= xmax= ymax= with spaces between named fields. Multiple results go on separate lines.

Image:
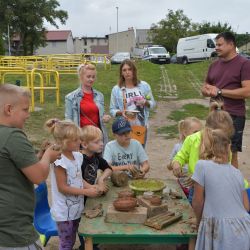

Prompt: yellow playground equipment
xmin=0 ymin=53 xmax=111 ymax=111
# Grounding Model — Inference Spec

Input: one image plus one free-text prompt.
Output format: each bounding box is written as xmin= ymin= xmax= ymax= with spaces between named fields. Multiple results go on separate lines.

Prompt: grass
xmin=157 ymin=103 xmax=208 ymax=139
xmin=168 ymin=103 xmax=208 ymax=121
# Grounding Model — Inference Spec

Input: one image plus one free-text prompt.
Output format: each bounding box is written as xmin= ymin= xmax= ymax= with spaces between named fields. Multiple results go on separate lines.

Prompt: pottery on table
xmin=117 ymin=190 xmax=135 ymax=198
xmin=113 ymin=197 xmax=137 ymax=212
xmin=149 ymin=195 xmax=162 ymax=206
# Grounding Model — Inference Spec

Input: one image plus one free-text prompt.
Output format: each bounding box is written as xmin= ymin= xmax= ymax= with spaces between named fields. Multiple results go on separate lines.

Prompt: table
xmin=79 ymin=179 xmax=197 ymax=250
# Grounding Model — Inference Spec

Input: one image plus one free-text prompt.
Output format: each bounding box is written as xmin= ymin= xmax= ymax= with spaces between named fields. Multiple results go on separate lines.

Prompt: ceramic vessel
xmin=117 ymin=190 xmax=135 ymax=198
xmin=113 ymin=197 xmax=137 ymax=212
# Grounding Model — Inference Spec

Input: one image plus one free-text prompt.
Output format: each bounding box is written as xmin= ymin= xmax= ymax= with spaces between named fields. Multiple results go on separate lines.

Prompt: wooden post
xmin=85 ymin=237 xmax=93 ymax=250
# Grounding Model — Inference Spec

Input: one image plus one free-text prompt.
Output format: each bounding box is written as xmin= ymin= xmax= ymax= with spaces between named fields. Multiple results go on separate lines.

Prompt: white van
xmin=177 ymin=33 xmax=218 ymax=64
xmin=142 ymin=45 xmax=170 ymax=64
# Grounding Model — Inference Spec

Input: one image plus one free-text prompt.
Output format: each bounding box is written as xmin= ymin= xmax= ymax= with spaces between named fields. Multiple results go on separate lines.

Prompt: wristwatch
xmin=217 ymin=89 xmax=222 ymax=96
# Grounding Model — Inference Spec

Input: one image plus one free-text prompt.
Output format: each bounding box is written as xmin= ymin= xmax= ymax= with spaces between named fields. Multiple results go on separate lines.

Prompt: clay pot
xmin=113 ymin=197 xmax=137 ymax=212
xmin=117 ymin=190 xmax=135 ymax=198
xmin=111 ymin=171 xmax=128 ymax=187
xmin=150 ymin=195 xmax=162 ymax=206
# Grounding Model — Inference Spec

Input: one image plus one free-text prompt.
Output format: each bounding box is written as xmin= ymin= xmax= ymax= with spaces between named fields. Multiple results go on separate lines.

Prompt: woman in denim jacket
xmin=65 ymin=64 xmax=110 ymax=145
xmin=110 ymin=59 xmax=156 ymax=146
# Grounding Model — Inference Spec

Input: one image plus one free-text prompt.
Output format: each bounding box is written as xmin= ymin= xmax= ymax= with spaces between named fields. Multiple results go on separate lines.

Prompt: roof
xmin=12 ymin=30 xmax=72 ymax=42
xmin=45 ymin=30 xmax=71 ymax=41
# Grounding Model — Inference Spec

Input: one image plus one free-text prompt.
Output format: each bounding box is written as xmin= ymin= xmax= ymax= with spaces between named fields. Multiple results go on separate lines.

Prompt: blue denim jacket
xmin=109 ymin=81 xmax=156 ymax=126
xmin=65 ymin=87 xmax=108 ymax=145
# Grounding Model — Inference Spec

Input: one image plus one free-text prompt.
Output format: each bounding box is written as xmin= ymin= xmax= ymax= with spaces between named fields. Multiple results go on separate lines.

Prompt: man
xmin=201 ymin=32 xmax=250 ymax=168
xmin=0 ymin=84 xmax=60 ymax=250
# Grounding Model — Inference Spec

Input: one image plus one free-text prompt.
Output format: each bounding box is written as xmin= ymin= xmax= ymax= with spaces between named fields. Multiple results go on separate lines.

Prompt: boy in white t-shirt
xmin=103 ymin=117 xmax=150 ymax=177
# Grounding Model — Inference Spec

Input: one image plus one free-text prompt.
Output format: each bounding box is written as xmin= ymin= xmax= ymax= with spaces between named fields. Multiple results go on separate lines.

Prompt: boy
xmin=0 ymin=84 xmax=60 ymax=249
xmin=103 ymin=117 xmax=149 ymax=177
xmin=80 ymin=125 xmax=112 ymax=194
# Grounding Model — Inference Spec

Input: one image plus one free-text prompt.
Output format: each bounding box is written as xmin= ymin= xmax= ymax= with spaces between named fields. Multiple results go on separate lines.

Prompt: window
xmin=84 ymin=39 xmax=87 ymax=46
xmin=207 ymin=39 xmax=215 ymax=48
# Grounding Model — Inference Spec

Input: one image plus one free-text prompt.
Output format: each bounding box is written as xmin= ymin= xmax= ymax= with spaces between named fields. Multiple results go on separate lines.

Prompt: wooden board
xmin=105 ymin=204 xmax=148 ymax=224
xmin=137 ymin=196 xmax=168 ymax=218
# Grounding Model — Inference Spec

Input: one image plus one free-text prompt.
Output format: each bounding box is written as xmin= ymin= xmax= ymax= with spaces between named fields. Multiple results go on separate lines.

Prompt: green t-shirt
xmin=0 ymin=125 xmax=39 ymax=247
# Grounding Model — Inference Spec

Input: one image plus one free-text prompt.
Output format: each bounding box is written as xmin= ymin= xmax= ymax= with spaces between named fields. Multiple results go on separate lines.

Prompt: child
xmin=192 ymin=129 xmax=250 ymax=250
xmin=80 ymin=125 xmax=112 ymax=192
xmin=103 ymin=117 xmax=149 ymax=177
xmin=167 ymin=117 xmax=203 ymax=196
xmin=171 ymin=102 xmax=235 ymax=202
xmin=78 ymin=125 xmax=113 ymax=250
xmin=45 ymin=119 xmax=100 ymax=250
xmin=0 ymin=84 xmax=60 ymax=249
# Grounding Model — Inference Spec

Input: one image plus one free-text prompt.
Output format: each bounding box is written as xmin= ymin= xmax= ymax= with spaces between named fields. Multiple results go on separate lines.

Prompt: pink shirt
xmin=206 ymin=55 xmax=250 ymax=116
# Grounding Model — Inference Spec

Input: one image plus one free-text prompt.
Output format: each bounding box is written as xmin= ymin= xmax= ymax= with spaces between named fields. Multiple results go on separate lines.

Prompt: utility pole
xmin=116 ymin=6 xmax=119 ymax=53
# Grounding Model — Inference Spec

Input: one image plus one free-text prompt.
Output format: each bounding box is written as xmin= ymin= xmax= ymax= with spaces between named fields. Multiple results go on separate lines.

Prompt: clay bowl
xmin=117 ymin=190 xmax=135 ymax=198
xmin=113 ymin=197 xmax=137 ymax=212
xmin=149 ymin=195 xmax=162 ymax=206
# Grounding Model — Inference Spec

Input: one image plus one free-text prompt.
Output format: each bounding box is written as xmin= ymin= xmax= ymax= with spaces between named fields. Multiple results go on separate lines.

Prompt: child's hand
xmin=84 ymin=187 xmax=100 ymax=197
xmin=179 ymin=174 xmax=193 ymax=188
xmin=166 ymin=162 xmax=173 ymax=171
xmin=127 ymin=165 xmax=138 ymax=174
xmin=43 ymin=144 xmax=61 ymax=163
xmin=37 ymin=140 xmax=52 ymax=159
xmin=172 ymin=162 xmax=182 ymax=177
xmin=97 ymin=182 xmax=109 ymax=194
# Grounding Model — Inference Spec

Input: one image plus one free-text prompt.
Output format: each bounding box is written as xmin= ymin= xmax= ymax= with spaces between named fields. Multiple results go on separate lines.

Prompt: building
xmin=74 ymin=36 xmax=108 ymax=54
xmin=35 ymin=30 xmax=74 ymax=55
xmin=239 ymin=42 xmax=250 ymax=54
xmin=108 ymin=28 xmax=152 ymax=54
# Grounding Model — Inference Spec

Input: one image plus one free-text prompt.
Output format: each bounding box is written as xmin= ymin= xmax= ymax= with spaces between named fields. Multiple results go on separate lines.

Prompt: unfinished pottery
xmin=117 ymin=190 xmax=135 ymax=198
xmin=113 ymin=197 xmax=137 ymax=212
xmin=150 ymin=195 xmax=162 ymax=206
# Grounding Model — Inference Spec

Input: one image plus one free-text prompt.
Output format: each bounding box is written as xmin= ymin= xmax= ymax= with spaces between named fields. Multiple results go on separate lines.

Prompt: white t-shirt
xmin=50 ymin=151 xmax=84 ymax=222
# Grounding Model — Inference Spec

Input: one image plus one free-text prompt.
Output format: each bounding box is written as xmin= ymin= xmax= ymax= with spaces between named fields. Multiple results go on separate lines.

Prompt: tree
xmin=149 ymin=9 xmax=194 ymax=53
xmin=195 ymin=21 xmax=233 ymax=34
xmin=0 ymin=0 xmax=68 ymax=55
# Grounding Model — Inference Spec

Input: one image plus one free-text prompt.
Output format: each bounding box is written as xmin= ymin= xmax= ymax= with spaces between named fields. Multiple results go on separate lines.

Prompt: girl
xmin=171 ymin=101 xmax=235 ymax=202
xmin=110 ymin=59 xmax=156 ymax=146
xmin=45 ymin=119 xmax=100 ymax=250
xmin=167 ymin=117 xmax=203 ymax=196
xmin=192 ymin=129 xmax=250 ymax=250
xmin=65 ymin=63 xmax=110 ymax=146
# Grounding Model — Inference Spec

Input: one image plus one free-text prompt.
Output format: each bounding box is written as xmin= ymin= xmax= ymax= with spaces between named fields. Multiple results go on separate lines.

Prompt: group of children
xmin=167 ymin=101 xmax=250 ymax=250
xmin=44 ymin=116 xmax=149 ymax=249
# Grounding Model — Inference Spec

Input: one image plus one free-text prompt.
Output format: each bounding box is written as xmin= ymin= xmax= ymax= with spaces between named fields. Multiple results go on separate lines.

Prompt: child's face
xmin=115 ymin=131 xmax=131 ymax=146
xmin=66 ymin=138 xmax=81 ymax=152
xmin=9 ymin=96 xmax=30 ymax=129
xmin=82 ymin=137 xmax=103 ymax=154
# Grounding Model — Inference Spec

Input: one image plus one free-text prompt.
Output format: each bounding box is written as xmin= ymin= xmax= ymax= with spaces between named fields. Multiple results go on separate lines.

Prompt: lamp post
xmin=246 ymin=32 xmax=248 ymax=54
xmin=116 ymin=6 xmax=119 ymax=53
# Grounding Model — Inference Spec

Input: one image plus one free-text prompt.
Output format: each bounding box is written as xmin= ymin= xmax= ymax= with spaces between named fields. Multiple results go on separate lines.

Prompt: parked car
xmin=111 ymin=52 xmax=130 ymax=64
xmin=142 ymin=45 xmax=170 ymax=64
xmin=170 ymin=54 xmax=177 ymax=64
xmin=239 ymin=52 xmax=250 ymax=60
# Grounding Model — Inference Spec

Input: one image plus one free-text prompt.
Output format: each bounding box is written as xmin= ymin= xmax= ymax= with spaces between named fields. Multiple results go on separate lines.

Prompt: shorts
xmin=230 ymin=115 xmax=245 ymax=152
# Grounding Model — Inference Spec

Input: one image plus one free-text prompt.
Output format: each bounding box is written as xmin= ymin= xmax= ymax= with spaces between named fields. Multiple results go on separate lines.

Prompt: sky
xmin=45 ymin=0 xmax=250 ymax=37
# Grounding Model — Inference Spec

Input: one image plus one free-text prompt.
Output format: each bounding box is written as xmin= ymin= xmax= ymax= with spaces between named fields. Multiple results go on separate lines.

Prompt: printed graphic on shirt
xmin=125 ymin=87 xmax=145 ymax=126
xmin=65 ymin=160 xmax=83 ymax=220
xmin=111 ymin=152 xmax=138 ymax=167
xmin=83 ymin=158 xmax=99 ymax=185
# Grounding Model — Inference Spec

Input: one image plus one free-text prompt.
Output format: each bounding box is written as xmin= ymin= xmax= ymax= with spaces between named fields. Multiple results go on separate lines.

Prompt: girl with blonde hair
xmin=192 ymin=129 xmax=250 ymax=250
xmin=45 ymin=118 xmax=100 ymax=250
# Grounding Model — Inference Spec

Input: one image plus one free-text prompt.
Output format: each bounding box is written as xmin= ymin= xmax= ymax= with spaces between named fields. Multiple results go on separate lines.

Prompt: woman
xmin=110 ymin=59 xmax=156 ymax=146
xmin=65 ymin=63 xmax=110 ymax=145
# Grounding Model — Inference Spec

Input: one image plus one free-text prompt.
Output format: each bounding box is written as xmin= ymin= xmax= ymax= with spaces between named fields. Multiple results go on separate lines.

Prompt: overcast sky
xmin=45 ymin=0 xmax=250 ymax=37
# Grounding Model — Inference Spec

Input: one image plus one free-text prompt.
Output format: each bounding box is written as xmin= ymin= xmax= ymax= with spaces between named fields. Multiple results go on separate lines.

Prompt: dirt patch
xmin=45 ymin=99 xmax=250 ymax=250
